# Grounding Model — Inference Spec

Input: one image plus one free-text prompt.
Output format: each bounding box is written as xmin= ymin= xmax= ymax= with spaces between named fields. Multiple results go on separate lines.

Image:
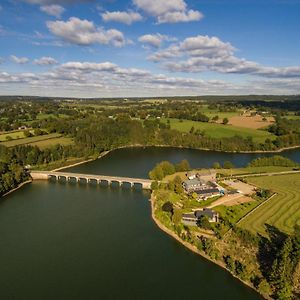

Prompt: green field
xmin=29 ymin=137 xmax=74 ymax=149
xmin=0 ymin=133 xmax=64 ymax=147
xmin=161 ymin=118 xmax=275 ymax=143
xmin=0 ymin=130 xmax=29 ymax=141
xmin=218 ymin=166 xmax=297 ymax=176
xmin=239 ymin=174 xmax=300 ymax=235
xmin=214 ymin=201 xmax=261 ymax=224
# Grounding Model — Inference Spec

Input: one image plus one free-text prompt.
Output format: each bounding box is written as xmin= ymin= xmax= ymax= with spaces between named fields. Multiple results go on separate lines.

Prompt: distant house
xmin=182 ymin=208 xmax=219 ymax=226
xmin=183 ymin=178 xmax=206 ymax=192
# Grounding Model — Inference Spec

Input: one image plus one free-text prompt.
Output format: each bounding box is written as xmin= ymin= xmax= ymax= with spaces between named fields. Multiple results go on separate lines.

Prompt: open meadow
xmin=0 ymin=133 xmax=73 ymax=148
xmin=239 ymin=174 xmax=300 ymax=235
xmin=162 ymin=118 xmax=276 ymax=143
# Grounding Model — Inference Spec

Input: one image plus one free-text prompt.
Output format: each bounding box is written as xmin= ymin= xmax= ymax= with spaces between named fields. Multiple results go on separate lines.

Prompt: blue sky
xmin=0 ymin=0 xmax=300 ymax=97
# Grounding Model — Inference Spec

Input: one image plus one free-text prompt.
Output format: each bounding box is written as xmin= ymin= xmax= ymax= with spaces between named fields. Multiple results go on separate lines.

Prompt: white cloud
xmin=24 ymin=0 xmax=90 ymax=4
xmin=149 ymin=35 xmax=300 ymax=78
xmin=133 ymin=0 xmax=203 ymax=23
xmin=1 ymin=61 xmax=300 ymax=96
xmin=10 ymin=55 xmax=29 ymax=64
xmin=157 ymin=9 xmax=203 ymax=24
xmin=40 ymin=4 xmax=65 ymax=18
xmin=33 ymin=56 xmax=58 ymax=65
xmin=138 ymin=33 xmax=175 ymax=48
xmin=101 ymin=11 xmax=143 ymax=25
xmin=47 ymin=17 xmax=126 ymax=47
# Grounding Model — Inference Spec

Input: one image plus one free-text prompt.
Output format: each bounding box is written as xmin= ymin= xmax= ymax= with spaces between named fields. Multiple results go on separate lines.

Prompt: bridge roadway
xmin=30 ymin=171 xmax=153 ymax=190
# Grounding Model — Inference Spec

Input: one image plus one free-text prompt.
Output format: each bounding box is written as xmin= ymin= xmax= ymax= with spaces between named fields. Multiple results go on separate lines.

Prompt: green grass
xmin=36 ymin=113 xmax=69 ymax=120
xmin=239 ymin=174 xmax=300 ymax=235
xmin=0 ymin=130 xmax=27 ymax=141
xmin=161 ymin=118 xmax=275 ymax=143
xmin=29 ymin=137 xmax=74 ymax=149
xmin=0 ymin=133 xmax=62 ymax=147
xmin=218 ymin=166 xmax=297 ymax=176
xmin=214 ymin=201 xmax=261 ymax=224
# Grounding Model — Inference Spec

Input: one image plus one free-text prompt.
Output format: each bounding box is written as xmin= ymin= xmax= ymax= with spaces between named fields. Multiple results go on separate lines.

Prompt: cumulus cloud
xmin=138 ymin=33 xmax=175 ymax=48
xmin=133 ymin=0 xmax=203 ymax=23
xmin=157 ymin=9 xmax=203 ymax=24
xmin=1 ymin=60 xmax=300 ymax=96
xmin=10 ymin=55 xmax=29 ymax=64
xmin=101 ymin=11 xmax=143 ymax=25
xmin=24 ymin=0 xmax=91 ymax=4
xmin=40 ymin=4 xmax=65 ymax=18
xmin=47 ymin=17 xmax=126 ymax=47
xmin=149 ymin=35 xmax=300 ymax=78
xmin=33 ymin=56 xmax=58 ymax=65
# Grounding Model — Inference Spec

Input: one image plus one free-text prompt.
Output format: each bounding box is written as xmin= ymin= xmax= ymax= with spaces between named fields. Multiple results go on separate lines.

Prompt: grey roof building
xmin=182 ymin=208 xmax=219 ymax=226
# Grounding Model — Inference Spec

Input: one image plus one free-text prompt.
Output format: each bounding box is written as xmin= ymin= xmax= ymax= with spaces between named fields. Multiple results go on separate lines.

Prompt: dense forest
xmin=0 ymin=146 xmax=29 ymax=196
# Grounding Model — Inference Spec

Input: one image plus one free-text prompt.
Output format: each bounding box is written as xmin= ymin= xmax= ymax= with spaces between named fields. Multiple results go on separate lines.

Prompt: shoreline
xmin=2 ymin=179 xmax=32 ymax=198
xmin=150 ymin=192 xmax=267 ymax=299
xmin=48 ymin=142 xmax=300 ymax=173
xmin=51 ymin=150 xmax=111 ymax=172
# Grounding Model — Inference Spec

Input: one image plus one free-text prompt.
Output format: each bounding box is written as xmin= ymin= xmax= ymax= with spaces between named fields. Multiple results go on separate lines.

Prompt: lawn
xmin=29 ymin=137 xmax=74 ymax=149
xmin=214 ymin=201 xmax=261 ymax=224
xmin=0 ymin=130 xmax=27 ymax=141
xmin=218 ymin=166 xmax=298 ymax=177
xmin=161 ymin=118 xmax=275 ymax=143
xmin=239 ymin=174 xmax=300 ymax=235
xmin=0 ymin=133 xmax=64 ymax=147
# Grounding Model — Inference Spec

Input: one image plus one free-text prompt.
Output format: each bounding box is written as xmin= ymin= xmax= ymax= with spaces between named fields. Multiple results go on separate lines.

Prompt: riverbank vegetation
xmin=150 ymin=156 xmax=300 ymax=299
xmin=0 ymin=146 xmax=29 ymax=196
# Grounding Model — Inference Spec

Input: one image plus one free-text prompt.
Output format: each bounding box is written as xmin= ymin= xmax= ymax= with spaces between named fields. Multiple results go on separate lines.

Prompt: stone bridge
xmin=30 ymin=171 xmax=153 ymax=190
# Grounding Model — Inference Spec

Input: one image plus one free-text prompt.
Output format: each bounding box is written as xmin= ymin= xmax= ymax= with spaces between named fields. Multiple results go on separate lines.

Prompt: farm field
xmin=162 ymin=118 xmax=276 ymax=143
xmin=29 ymin=137 xmax=74 ymax=149
xmin=239 ymin=174 xmax=300 ymax=235
xmin=0 ymin=133 xmax=63 ymax=147
xmin=228 ymin=115 xmax=274 ymax=129
xmin=0 ymin=130 xmax=28 ymax=141
xmin=218 ymin=166 xmax=298 ymax=176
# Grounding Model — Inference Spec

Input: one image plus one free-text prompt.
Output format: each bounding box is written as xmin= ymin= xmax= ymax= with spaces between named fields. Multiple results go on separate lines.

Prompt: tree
xmin=196 ymin=215 xmax=211 ymax=230
xmin=212 ymin=115 xmax=219 ymax=122
xmin=223 ymin=161 xmax=234 ymax=169
xmin=23 ymin=130 xmax=32 ymax=138
xmin=213 ymin=162 xmax=221 ymax=169
xmin=162 ymin=201 xmax=173 ymax=214
xmin=223 ymin=117 xmax=229 ymax=125
xmin=173 ymin=175 xmax=184 ymax=194
xmin=175 ymin=159 xmax=190 ymax=172
xmin=149 ymin=165 xmax=164 ymax=180
xmin=151 ymin=181 xmax=159 ymax=190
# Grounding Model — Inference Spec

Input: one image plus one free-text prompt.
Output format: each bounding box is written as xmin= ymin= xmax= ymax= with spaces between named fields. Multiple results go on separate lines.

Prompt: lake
xmin=2 ymin=146 xmax=299 ymax=299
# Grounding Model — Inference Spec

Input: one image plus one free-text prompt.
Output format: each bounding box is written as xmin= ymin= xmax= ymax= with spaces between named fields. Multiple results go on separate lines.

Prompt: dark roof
xmin=182 ymin=213 xmax=196 ymax=219
xmin=195 ymin=188 xmax=219 ymax=195
xmin=195 ymin=209 xmax=218 ymax=219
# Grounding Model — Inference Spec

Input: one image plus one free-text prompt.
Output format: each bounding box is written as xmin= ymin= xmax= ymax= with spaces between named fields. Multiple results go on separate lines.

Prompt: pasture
xmin=0 ymin=133 xmax=68 ymax=147
xmin=239 ymin=174 xmax=300 ymax=235
xmin=29 ymin=137 xmax=74 ymax=149
xmin=0 ymin=130 xmax=29 ymax=141
xmin=162 ymin=118 xmax=276 ymax=143
xmin=228 ymin=115 xmax=274 ymax=129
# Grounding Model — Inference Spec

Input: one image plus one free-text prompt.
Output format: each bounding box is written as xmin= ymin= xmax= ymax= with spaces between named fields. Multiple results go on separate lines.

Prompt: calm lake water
xmin=1 ymin=147 xmax=300 ymax=300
